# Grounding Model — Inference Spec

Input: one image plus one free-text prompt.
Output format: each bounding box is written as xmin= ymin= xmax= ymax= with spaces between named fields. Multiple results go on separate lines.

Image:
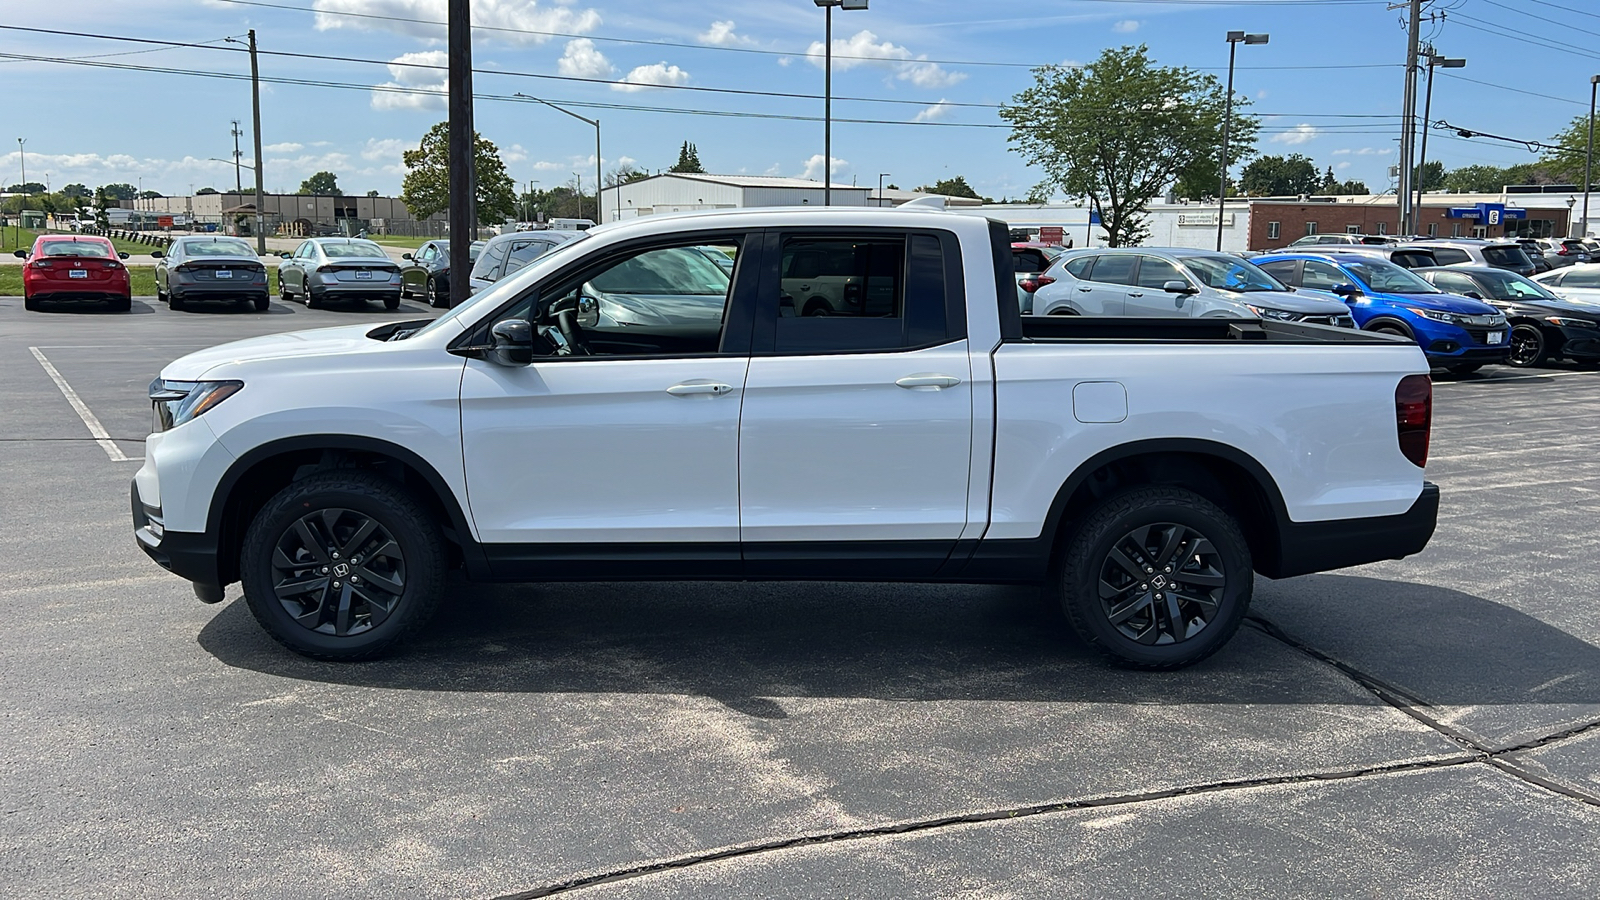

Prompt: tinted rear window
xmin=1483 ymin=246 xmax=1531 ymax=267
xmin=1089 ymin=255 xmax=1136 ymax=285
xmin=40 ymin=241 xmax=112 ymax=258
xmin=322 ymin=241 xmax=387 ymax=258
xmin=1431 ymin=248 xmax=1472 ymax=265
xmin=1390 ymin=251 xmax=1436 ymax=269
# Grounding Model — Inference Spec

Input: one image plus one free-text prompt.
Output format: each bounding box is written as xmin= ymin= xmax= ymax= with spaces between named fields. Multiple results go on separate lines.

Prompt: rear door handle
xmin=1077 ymin=286 xmax=1092 ymax=292
xmin=666 ymin=382 xmax=734 ymax=396
xmin=896 ymin=374 xmax=961 ymax=390
xmin=1128 ymin=291 xmax=1144 ymax=297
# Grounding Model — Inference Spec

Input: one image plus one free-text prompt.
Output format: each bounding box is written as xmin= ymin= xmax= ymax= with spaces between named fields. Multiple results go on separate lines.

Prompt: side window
xmin=1257 ymin=260 xmax=1299 ymax=286
xmin=1088 ymin=254 xmax=1136 ymax=286
xmin=1566 ymin=268 xmax=1600 ymax=288
xmin=1135 ymin=256 xmax=1186 ymax=289
xmin=1542 ymin=270 xmax=1565 ymax=286
xmin=772 ymin=233 xmax=954 ymax=354
xmin=502 ymin=241 xmax=551 ymax=278
xmin=1064 ymin=255 xmax=1095 ymax=280
xmin=420 ymin=245 xmax=436 ymax=264
xmin=1429 ymin=272 xmax=1479 ymax=295
xmin=1432 ymin=247 xmax=1472 ymax=265
xmin=299 ymin=242 xmax=316 ymax=260
xmin=1012 ymin=250 xmax=1046 ymax=273
xmin=476 ymin=240 xmax=511 ymax=281
xmin=1299 ymin=261 xmax=1347 ymax=290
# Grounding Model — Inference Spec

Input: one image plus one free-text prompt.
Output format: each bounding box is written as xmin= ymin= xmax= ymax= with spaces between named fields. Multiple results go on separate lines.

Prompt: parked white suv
xmin=134 ymin=208 xmax=1437 ymax=669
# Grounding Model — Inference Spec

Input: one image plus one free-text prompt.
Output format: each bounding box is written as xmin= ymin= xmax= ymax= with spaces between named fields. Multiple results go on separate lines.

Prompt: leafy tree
xmin=1000 ymin=45 xmax=1258 ymax=246
xmin=5 ymin=182 xmax=46 ymax=193
xmin=61 ymin=183 xmax=90 ymax=199
xmin=885 ymin=182 xmax=899 ymax=190
xmin=298 ymin=171 xmax=341 ymax=196
xmin=604 ymin=164 xmax=651 ymax=188
xmin=1412 ymin=160 xmax=1445 ymax=193
xmin=669 ymin=141 xmax=705 ymax=174
xmin=1172 ymin=157 xmax=1233 ymax=201
xmin=1540 ymin=115 xmax=1597 ymax=184
xmin=1239 ymin=154 xmax=1320 ymax=196
xmin=521 ymin=185 xmax=595 ymax=221
xmin=92 ymin=186 xmax=110 ymax=227
xmin=399 ymin=121 xmax=517 ymax=225
xmin=196 ymin=186 xmax=220 ymax=195
xmin=100 ymin=183 xmax=137 ymax=201
xmin=925 ymin=175 xmax=980 ymax=199
xmin=138 ymin=190 xmax=164 ymax=199
xmin=366 ymin=189 xmax=380 ymax=197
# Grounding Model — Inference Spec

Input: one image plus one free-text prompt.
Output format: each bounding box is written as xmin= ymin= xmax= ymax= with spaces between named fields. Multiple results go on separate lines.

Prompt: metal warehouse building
xmin=597 ymin=173 xmax=871 ymax=224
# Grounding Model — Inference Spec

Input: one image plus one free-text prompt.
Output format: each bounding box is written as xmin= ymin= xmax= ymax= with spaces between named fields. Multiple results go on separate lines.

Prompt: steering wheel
xmin=543 ymin=294 xmax=591 ymax=356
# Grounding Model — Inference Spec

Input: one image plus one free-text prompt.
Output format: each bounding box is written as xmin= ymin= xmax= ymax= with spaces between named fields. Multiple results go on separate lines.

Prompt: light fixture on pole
xmin=1583 ymin=74 xmax=1599 ymax=240
xmin=16 ymin=138 xmax=27 ymax=197
xmin=514 ymin=92 xmax=601 ymax=223
xmin=813 ymin=0 xmax=868 ymax=207
xmin=1414 ymin=53 xmax=1464 ymax=235
xmin=1217 ymin=31 xmax=1268 ymax=251
xmin=877 ymin=172 xmax=890 ymax=207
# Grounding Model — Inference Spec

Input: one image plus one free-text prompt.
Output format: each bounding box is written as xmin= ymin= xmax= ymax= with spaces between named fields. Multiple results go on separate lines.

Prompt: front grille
xmin=1297 ymin=314 xmax=1356 ymax=328
xmin=1461 ymin=313 xmax=1506 ymax=327
xmin=1464 ymin=327 xmax=1504 ymax=346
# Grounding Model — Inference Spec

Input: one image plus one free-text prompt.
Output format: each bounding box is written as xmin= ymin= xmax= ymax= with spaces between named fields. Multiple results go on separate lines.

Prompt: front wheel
xmin=239 ymin=471 xmax=445 ymax=660
xmin=1055 ymin=486 xmax=1252 ymax=669
xmin=1506 ymin=324 xmax=1547 ymax=368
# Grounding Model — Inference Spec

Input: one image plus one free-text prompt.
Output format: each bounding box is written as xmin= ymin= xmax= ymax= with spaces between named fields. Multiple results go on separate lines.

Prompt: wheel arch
xmin=1362 ymin=316 xmax=1416 ymax=340
xmin=207 ymin=435 xmax=484 ymax=586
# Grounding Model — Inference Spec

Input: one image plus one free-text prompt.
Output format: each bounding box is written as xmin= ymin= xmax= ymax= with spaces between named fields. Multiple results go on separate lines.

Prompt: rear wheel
xmin=427 ymin=275 xmax=447 ymax=308
xmin=384 ymin=293 xmax=401 ymax=311
xmin=305 ymin=288 xmax=321 ymax=310
xmin=168 ymin=293 xmax=184 ymax=311
xmin=23 ymin=294 xmax=39 ymax=312
xmin=111 ymin=295 xmax=132 ymax=312
xmin=1506 ymin=324 xmax=1547 ymax=368
xmin=239 ymin=471 xmax=445 ymax=660
xmin=1055 ymin=486 xmax=1252 ymax=669
xmin=254 ymin=295 xmax=270 ymax=312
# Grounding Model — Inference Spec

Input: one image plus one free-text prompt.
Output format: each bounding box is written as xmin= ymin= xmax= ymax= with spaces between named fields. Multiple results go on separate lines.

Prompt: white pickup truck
xmin=134 ymin=208 xmax=1439 ymax=668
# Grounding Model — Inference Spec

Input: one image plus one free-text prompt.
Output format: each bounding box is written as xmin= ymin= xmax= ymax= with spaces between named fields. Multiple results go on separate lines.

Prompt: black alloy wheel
xmin=1506 ymin=324 xmax=1547 ymax=368
xmin=1057 ymin=486 xmax=1252 ymax=669
xmin=427 ymin=275 xmax=447 ymax=308
xmin=240 ymin=471 xmax=444 ymax=659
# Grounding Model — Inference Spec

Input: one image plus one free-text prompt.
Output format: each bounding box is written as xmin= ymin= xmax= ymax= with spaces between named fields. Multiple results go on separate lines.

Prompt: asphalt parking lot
xmin=4 ymin=297 xmax=1599 ymax=898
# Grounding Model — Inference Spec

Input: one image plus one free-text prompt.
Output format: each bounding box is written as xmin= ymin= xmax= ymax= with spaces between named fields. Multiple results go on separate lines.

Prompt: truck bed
xmin=1015 ymin=316 xmax=1404 ymax=344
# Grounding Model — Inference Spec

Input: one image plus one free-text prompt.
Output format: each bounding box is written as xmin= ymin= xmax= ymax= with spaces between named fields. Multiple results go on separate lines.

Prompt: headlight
xmin=1405 ymin=307 xmax=1461 ymax=324
xmin=1244 ymin=305 xmax=1300 ymax=321
xmin=149 ymin=379 xmax=243 ymax=432
xmin=1546 ymin=316 xmax=1597 ymax=328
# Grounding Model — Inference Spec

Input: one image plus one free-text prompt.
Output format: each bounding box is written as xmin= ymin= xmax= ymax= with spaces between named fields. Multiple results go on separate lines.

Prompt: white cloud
xmin=502 ymin=143 xmax=529 ymax=164
xmin=914 ymin=100 xmax=953 ymax=122
xmin=1255 ymin=90 xmax=1268 ymax=99
xmin=557 ymin=38 xmax=613 ymax=79
xmin=613 ymin=62 xmax=690 ymax=92
xmin=361 ymin=138 xmax=410 ymax=161
xmin=777 ymin=56 xmax=793 ymax=67
xmin=371 ymin=50 xmax=449 ymax=110
xmin=805 ymin=29 xmax=967 ymax=89
xmin=763 ymin=162 xmax=784 ymax=176
xmin=699 ymin=20 xmax=754 ymax=47
xmin=310 ymin=0 xmax=599 ymax=46
xmin=1336 ymin=161 xmax=1353 ymax=170
xmin=1113 ymin=19 xmax=1140 ymax=33
xmin=1271 ymin=123 xmax=1320 ymax=145
xmin=1334 ymin=147 xmax=1383 ymax=156
xmin=263 ymin=142 xmax=304 ymax=153
xmin=801 ymin=154 xmax=847 ymax=181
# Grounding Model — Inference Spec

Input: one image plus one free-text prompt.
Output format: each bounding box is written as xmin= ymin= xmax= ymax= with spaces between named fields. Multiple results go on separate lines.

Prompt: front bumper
xmin=1551 ymin=326 xmax=1600 ymax=360
xmin=1264 ymin=482 xmax=1439 ymax=579
xmin=133 ymin=480 xmax=223 ymax=595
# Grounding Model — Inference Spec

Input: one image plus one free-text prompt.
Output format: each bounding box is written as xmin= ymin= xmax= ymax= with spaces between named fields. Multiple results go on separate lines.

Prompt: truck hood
xmin=160 ymin=323 xmax=389 ymax=380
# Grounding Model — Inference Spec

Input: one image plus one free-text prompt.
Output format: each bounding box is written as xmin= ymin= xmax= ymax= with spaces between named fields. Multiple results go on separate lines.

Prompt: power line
xmin=1524 ymin=0 xmax=1600 ymax=22
xmin=1476 ymin=0 xmax=1600 ymax=41
xmin=1435 ymin=71 xmax=1586 ymax=108
xmin=1448 ymin=14 xmax=1600 ymax=61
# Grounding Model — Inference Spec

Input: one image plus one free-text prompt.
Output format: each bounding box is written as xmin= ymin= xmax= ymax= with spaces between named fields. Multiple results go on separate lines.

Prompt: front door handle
xmin=666 ymin=382 xmax=734 ymax=396
xmin=896 ymin=374 xmax=961 ymax=390
xmin=1077 ymin=286 xmax=1093 ymax=292
xmin=1128 ymin=291 xmax=1144 ymax=297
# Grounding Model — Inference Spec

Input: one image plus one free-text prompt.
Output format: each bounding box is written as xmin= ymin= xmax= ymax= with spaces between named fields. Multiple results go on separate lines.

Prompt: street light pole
xmin=1218 ymin=31 xmax=1267 ymax=251
xmin=1414 ymin=54 xmax=1464 ymax=237
xmin=814 ymin=0 xmax=867 ymax=207
xmin=1584 ymin=75 xmax=1599 ymax=239
xmin=877 ymin=172 xmax=890 ymax=207
xmin=513 ymin=92 xmax=601 ymax=223
xmin=16 ymin=138 xmax=25 ymax=198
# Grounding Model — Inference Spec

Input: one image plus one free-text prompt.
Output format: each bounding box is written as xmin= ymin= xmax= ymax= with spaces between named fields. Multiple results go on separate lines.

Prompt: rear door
xmin=738 ymin=228 xmax=973 ymax=575
xmin=1079 ymin=253 xmax=1135 ymax=315
xmin=1124 ymin=255 xmax=1194 ymax=316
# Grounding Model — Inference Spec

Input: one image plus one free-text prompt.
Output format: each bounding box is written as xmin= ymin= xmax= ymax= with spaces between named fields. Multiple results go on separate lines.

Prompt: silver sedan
xmin=277 ymin=238 xmax=404 ymax=310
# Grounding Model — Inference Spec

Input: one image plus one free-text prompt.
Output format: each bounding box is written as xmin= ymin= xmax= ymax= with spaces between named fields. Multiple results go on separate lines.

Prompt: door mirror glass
xmin=1161 ymin=280 xmax=1193 ymax=294
xmin=488 ymin=319 xmax=535 ymax=367
xmin=118 ymin=251 xmax=130 ymax=260
xmin=1463 ymin=291 xmax=1484 ymax=300
xmin=402 ymin=252 xmax=413 ymax=260
xmin=14 ymin=249 xmax=28 ymax=258
xmin=1331 ymin=282 xmax=1361 ymax=298
xmin=575 ymin=290 xmax=600 ymax=328
xmin=149 ymin=250 xmax=163 ymax=259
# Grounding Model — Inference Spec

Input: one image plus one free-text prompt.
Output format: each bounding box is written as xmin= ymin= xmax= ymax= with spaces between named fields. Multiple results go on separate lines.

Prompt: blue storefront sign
xmin=1445 ymin=202 xmax=1528 ymax=226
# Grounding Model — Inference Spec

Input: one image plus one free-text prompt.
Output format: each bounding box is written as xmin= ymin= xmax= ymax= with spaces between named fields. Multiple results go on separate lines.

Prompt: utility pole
xmin=1217 ymin=31 xmax=1267 ymax=251
xmin=247 ymin=32 xmax=265 ymax=254
xmin=448 ymin=0 xmax=475 ymax=309
xmin=231 ymin=120 xmax=244 ymax=193
xmin=1583 ymin=75 xmax=1598 ymax=239
xmin=513 ymin=92 xmax=600 ymax=223
xmin=1396 ymin=0 xmax=1422 ymax=236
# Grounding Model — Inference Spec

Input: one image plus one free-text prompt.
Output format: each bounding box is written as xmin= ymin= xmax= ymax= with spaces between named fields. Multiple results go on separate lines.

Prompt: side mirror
xmin=487 ymin=319 xmax=534 ymax=367
xmin=149 ymin=250 xmax=163 ymax=259
xmin=402 ymin=252 xmax=413 ymax=260
xmin=12 ymin=249 xmax=26 ymax=259
xmin=576 ymin=293 xmax=600 ymax=328
xmin=1463 ymin=291 xmax=1484 ymax=300
xmin=118 ymin=252 xmax=130 ymax=260
xmin=1331 ymin=283 xmax=1361 ymax=298
xmin=1162 ymin=280 xmax=1196 ymax=294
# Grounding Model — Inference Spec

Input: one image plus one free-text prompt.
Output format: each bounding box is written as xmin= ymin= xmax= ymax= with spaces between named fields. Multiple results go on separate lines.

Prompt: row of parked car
xmin=1283 ymin=231 xmax=1600 ymax=274
xmin=1012 ymin=238 xmax=1600 ymax=372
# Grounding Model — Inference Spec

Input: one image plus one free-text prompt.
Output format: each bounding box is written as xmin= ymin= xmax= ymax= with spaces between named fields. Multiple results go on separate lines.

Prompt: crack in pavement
xmin=490 ymin=615 xmax=1600 ymax=899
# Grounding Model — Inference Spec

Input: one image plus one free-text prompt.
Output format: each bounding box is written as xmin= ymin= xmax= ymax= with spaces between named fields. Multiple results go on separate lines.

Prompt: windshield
xmin=322 ymin=240 xmax=387 ymax=258
xmin=184 ymin=239 xmax=255 ymax=257
xmin=1475 ymin=269 xmax=1562 ymax=301
xmin=40 ymin=240 xmax=112 ymax=258
xmin=1345 ymin=259 xmax=1440 ymax=293
xmin=1178 ymin=255 xmax=1287 ymax=292
xmin=589 ymin=246 xmax=729 ymax=295
xmin=409 ymin=232 xmax=592 ymax=339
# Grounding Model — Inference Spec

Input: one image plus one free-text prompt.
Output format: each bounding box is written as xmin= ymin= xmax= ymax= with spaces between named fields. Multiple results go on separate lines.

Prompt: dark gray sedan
xmin=277 ymin=238 xmax=403 ymax=310
xmin=152 ymin=236 xmax=270 ymax=312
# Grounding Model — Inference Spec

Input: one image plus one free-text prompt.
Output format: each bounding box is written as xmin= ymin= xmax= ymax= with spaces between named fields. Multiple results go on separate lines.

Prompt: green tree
xmin=100 ymin=183 xmax=137 ymax=201
xmin=366 ymin=189 xmax=380 ymax=197
xmin=1443 ymin=165 xmax=1508 ymax=193
xmin=138 ymin=190 xmax=163 ymax=199
xmin=61 ymin=183 xmax=90 ymax=199
xmin=92 ymin=186 xmax=110 ymax=227
xmin=6 ymin=182 xmax=46 ymax=193
xmin=925 ymin=175 xmax=980 ymax=199
xmin=1412 ymin=160 xmax=1445 ymax=193
xmin=196 ymin=186 xmax=220 ymax=195
xmin=1540 ymin=116 xmax=1596 ymax=184
xmin=521 ymin=185 xmax=595 ymax=221
xmin=669 ymin=141 xmax=705 ymax=173
xmin=1330 ymin=178 xmax=1369 ymax=195
xmin=1239 ymin=154 xmax=1320 ymax=196
xmin=298 ymin=171 xmax=341 ymax=195
xmin=399 ymin=122 xmax=517 ymax=225
xmin=604 ymin=163 xmax=651 ymax=187
xmin=1000 ymin=45 xmax=1258 ymax=246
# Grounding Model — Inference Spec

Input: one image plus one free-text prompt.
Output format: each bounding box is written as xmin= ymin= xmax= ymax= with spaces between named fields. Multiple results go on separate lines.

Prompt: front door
xmin=739 ymin=230 xmax=974 ymax=576
xmin=1124 ymin=255 xmax=1195 ymax=317
xmin=459 ymin=233 xmax=757 ymax=576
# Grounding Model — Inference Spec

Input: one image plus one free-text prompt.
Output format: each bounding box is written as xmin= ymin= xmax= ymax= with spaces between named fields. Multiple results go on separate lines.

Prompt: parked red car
xmin=14 ymin=235 xmax=132 ymax=312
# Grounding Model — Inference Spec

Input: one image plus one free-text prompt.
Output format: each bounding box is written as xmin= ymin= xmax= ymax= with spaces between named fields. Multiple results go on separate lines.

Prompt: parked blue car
xmin=1255 ymin=252 xmax=1511 ymax=373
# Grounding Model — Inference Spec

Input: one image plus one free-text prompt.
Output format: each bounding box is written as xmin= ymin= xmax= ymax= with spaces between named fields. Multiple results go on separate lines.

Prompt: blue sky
xmin=3 ymin=0 xmax=1596 ymax=201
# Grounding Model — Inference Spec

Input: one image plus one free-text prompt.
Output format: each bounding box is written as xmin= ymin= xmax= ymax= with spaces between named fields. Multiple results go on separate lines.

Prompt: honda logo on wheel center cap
xmin=333 ymin=563 xmax=350 ymax=577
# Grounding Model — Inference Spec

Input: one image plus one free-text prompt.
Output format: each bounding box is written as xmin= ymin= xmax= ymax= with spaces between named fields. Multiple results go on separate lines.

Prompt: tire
xmin=1576 ymin=359 xmax=1600 ymax=370
xmin=801 ymin=298 xmax=830 ymax=317
xmin=1447 ymin=363 xmax=1481 ymax=375
xmin=427 ymin=275 xmax=447 ymax=309
xmin=169 ymin=293 xmax=184 ymax=311
xmin=1506 ymin=324 xmax=1547 ymax=368
xmin=239 ymin=471 xmax=445 ymax=660
xmin=111 ymin=296 xmax=132 ymax=312
xmin=1371 ymin=324 xmax=1410 ymax=339
xmin=254 ymin=295 xmax=270 ymax=312
xmin=156 ymin=280 xmax=168 ymax=304
xmin=305 ymin=288 xmax=321 ymax=310
xmin=384 ymin=293 xmax=401 ymax=311
xmin=1055 ymin=486 xmax=1253 ymax=669
xmin=24 ymin=294 xmax=39 ymax=312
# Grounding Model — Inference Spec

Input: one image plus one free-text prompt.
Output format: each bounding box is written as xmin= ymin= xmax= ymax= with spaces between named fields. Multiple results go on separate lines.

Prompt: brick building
xmin=1248 ymin=197 xmax=1572 ymax=251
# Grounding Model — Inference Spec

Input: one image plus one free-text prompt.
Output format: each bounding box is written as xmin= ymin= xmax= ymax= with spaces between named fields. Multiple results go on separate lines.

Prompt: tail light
xmin=1020 ymin=274 xmax=1055 ymax=294
xmin=31 ymin=259 xmax=53 ymax=269
xmin=1558 ymin=246 xmax=1571 ymax=255
xmin=1395 ymin=374 xmax=1431 ymax=467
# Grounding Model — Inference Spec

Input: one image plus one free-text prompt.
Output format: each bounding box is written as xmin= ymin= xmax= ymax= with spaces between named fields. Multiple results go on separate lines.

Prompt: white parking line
xmin=28 ymin=346 xmax=142 ymax=463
